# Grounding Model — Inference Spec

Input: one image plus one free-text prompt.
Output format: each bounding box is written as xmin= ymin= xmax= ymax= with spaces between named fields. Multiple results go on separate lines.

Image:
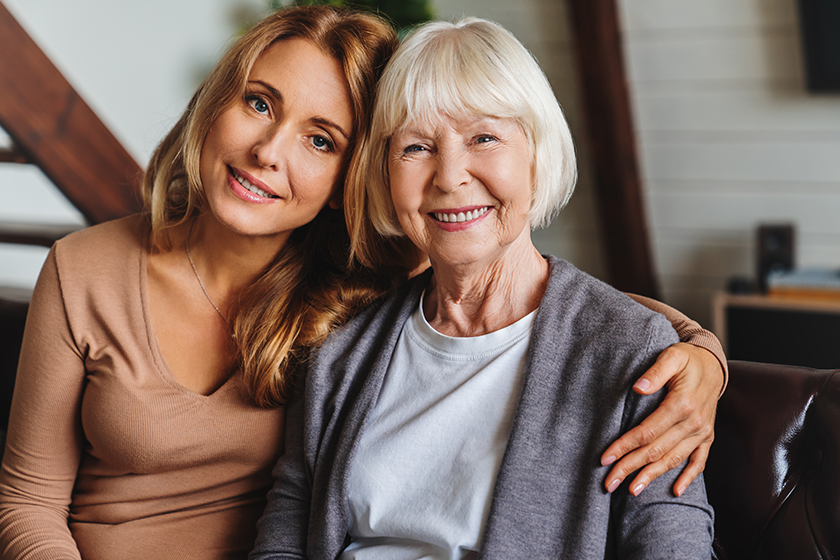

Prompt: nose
xmin=251 ymin=124 xmax=290 ymax=170
xmin=432 ymin=147 xmax=471 ymax=193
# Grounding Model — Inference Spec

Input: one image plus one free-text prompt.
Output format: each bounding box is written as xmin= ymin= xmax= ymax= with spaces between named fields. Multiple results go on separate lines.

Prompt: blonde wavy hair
xmin=142 ymin=5 xmax=407 ymax=407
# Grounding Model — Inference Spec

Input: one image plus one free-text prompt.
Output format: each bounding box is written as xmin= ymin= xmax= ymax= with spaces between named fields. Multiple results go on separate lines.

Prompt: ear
xmin=328 ymin=189 xmax=343 ymax=210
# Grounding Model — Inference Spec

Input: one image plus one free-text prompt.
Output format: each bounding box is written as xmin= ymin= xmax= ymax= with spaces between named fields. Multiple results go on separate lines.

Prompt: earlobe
xmin=328 ymin=190 xmax=343 ymax=210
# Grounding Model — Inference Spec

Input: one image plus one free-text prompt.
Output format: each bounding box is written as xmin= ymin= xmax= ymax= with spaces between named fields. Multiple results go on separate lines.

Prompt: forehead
xmin=395 ymin=113 xmax=526 ymax=139
xmin=249 ymin=38 xmax=354 ymax=133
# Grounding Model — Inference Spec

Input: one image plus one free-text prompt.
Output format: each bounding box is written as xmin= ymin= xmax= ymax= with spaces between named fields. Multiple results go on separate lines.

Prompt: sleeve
xmin=249 ymin=367 xmax=310 ymax=560
xmin=610 ymin=317 xmax=715 ymax=559
xmin=0 ymin=247 xmax=85 ymax=559
xmin=627 ymin=293 xmax=728 ymax=394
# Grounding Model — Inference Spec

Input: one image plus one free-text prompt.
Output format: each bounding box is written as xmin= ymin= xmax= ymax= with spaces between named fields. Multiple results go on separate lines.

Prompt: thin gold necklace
xmin=185 ymin=219 xmax=229 ymax=325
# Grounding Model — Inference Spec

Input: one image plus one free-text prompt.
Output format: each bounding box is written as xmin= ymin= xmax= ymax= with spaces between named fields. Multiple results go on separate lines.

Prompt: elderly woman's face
xmin=388 ymin=114 xmax=533 ymax=268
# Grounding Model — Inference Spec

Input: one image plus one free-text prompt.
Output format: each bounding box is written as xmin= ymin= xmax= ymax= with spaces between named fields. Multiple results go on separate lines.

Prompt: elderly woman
xmin=251 ymin=16 xmax=713 ymax=559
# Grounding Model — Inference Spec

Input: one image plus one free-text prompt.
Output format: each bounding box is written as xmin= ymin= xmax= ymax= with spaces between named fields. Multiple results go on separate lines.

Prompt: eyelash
xmin=245 ymin=94 xmax=269 ymax=115
xmin=310 ymin=134 xmax=336 ymax=153
xmin=402 ymin=144 xmax=426 ymax=155
xmin=400 ymin=134 xmax=498 ymax=156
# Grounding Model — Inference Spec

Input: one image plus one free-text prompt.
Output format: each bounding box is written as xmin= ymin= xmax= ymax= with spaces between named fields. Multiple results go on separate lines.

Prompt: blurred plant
xmin=268 ymin=0 xmax=434 ymax=34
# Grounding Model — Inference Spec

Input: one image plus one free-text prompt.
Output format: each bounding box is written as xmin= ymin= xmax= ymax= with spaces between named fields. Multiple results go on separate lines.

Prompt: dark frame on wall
xmin=797 ymin=0 xmax=840 ymax=92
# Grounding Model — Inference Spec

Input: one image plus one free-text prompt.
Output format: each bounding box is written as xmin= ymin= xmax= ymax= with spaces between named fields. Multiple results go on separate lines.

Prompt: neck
xmin=175 ymin=213 xmax=286 ymax=316
xmin=423 ymin=234 xmax=549 ymax=337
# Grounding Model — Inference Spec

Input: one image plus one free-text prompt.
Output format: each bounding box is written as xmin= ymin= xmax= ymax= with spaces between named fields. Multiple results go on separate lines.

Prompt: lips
xmin=432 ymin=206 xmax=491 ymax=223
xmin=230 ymin=167 xmax=279 ymax=199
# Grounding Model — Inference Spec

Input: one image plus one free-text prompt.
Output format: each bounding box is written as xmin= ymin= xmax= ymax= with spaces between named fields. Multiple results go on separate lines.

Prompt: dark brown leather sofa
xmin=707 ymin=360 xmax=840 ymax=559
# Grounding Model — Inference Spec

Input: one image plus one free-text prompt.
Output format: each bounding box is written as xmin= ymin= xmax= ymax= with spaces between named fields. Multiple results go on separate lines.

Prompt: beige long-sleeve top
xmin=0 ymin=216 xmax=284 ymax=560
xmin=0 ymin=215 xmax=724 ymax=560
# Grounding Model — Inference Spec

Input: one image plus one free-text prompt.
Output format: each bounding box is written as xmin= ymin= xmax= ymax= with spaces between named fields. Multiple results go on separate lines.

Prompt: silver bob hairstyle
xmin=352 ymin=17 xmax=578 ymax=241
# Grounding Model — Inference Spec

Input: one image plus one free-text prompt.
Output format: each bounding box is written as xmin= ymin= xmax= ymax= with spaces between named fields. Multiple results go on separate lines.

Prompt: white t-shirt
xmin=342 ymin=295 xmax=536 ymax=560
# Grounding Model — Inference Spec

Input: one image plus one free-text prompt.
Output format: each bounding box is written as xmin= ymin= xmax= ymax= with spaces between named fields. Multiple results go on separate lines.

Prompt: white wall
xmin=619 ymin=0 xmax=840 ymax=325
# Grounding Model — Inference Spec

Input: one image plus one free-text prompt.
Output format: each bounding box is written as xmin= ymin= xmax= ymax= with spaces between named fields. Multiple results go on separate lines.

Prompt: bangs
xmin=375 ymin=22 xmax=535 ymax=137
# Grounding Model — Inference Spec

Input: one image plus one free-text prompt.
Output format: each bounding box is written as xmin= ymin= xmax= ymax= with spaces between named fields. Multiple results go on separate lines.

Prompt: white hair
xmin=361 ymin=17 xmax=578 ymax=237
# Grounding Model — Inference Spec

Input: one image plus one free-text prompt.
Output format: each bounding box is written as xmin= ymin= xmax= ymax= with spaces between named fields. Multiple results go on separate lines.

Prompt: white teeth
xmin=232 ymin=170 xmax=277 ymax=199
xmin=434 ymin=207 xmax=489 ymax=223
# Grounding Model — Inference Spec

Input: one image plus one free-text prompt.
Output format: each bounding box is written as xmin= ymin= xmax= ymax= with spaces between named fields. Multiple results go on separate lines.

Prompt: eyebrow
xmin=248 ymin=79 xmax=351 ymax=142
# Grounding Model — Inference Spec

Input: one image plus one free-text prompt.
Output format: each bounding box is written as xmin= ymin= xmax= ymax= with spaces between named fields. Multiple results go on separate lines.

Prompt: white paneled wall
xmin=431 ymin=0 xmax=609 ymax=281
xmin=620 ymin=0 xmax=840 ymax=325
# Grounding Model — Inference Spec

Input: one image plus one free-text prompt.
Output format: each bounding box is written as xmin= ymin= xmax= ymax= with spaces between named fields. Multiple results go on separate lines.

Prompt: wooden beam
xmin=567 ymin=0 xmax=659 ymax=298
xmin=0 ymin=2 xmax=143 ymax=224
xmin=0 ymin=221 xmax=83 ymax=247
xmin=0 ymin=143 xmax=29 ymax=163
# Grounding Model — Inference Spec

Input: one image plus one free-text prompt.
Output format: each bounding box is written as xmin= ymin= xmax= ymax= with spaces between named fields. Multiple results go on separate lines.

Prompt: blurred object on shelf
xmin=756 ymin=224 xmax=794 ymax=293
xmin=726 ymin=275 xmax=755 ymax=295
xmin=766 ymin=268 xmax=840 ymax=302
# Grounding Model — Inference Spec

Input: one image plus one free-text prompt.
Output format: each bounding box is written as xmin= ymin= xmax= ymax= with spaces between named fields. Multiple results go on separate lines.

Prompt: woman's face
xmin=199 ymin=38 xmax=353 ymax=242
xmin=388 ymin=114 xmax=534 ymax=269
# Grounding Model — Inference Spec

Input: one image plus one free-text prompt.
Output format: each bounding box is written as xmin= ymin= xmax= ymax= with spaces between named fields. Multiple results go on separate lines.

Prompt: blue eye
xmin=311 ymin=135 xmax=335 ymax=152
xmin=476 ymin=135 xmax=497 ymax=144
xmin=403 ymin=145 xmax=425 ymax=154
xmin=246 ymin=95 xmax=269 ymax=114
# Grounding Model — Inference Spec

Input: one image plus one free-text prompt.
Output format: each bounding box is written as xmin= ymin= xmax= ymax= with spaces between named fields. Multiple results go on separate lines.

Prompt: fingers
xmin=671 ymin=442 xmax=712 ymax=497
xmin=620 ymin=434 xmax=713 ymax=498
xmin=603 ymin=341 xmax=720 ymax=496
xmin=602 ymin=391 xmax=714 ymax=495
xmin=603 ymin=415 xmax=697 ymax=495
xmin=632 ymin=345 xmax=690 ymax=395
xmin=600 ymin=398 xmax=680 ymax=468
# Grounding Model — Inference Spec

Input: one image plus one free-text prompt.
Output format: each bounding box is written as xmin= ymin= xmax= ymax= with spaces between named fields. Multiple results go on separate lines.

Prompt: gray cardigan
xmin=251 ymin=256 xmax=714 ymax=559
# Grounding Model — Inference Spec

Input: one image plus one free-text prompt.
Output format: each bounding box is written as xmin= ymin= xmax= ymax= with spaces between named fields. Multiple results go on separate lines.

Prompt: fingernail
xmin=676 ymin=485 xmax=685 ymax=497
xmin=602 ymin=455 xmax=616 ymax=466
xmin=634 ymin=378 xmax=651 ymax=392
xmin=607 ymin=479 xmax=620 ymax=493
xmin=632 ymin=482 xmax=646 ymax=496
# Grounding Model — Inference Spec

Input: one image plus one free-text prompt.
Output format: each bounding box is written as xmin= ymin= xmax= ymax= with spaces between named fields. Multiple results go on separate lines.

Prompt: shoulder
xmin=538 ymin=255 xmax=677 ymax=347
xmin=54 ymin=214 xmax=148 ymax=263
xmin=50 ymin=214 xmax=148 ymax=302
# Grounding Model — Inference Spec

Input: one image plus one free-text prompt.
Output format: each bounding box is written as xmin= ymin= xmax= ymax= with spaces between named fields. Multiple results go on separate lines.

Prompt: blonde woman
xmin=0 ymin=7 xmax=403 ymax=559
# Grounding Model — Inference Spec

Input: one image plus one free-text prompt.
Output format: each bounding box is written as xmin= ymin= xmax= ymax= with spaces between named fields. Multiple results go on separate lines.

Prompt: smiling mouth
xmin=432 ymin=206 xmax=491 ymax=223
xmin=231 ymin=168 xmax=279 ymax=199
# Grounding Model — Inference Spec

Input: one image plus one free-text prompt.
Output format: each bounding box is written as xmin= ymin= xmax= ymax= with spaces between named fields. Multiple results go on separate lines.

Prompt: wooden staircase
xmin=0 ymin=1 xmax=142 ymax=435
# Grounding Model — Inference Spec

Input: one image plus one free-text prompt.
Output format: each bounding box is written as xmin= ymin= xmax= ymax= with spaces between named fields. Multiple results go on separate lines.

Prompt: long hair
xmin=142 ymin=5 xmax=407 ymax=407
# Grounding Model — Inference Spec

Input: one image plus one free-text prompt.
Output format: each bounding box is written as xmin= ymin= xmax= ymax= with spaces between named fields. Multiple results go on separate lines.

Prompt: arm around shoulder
xmin=627 ymin=293 xmax=727 ymax=392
